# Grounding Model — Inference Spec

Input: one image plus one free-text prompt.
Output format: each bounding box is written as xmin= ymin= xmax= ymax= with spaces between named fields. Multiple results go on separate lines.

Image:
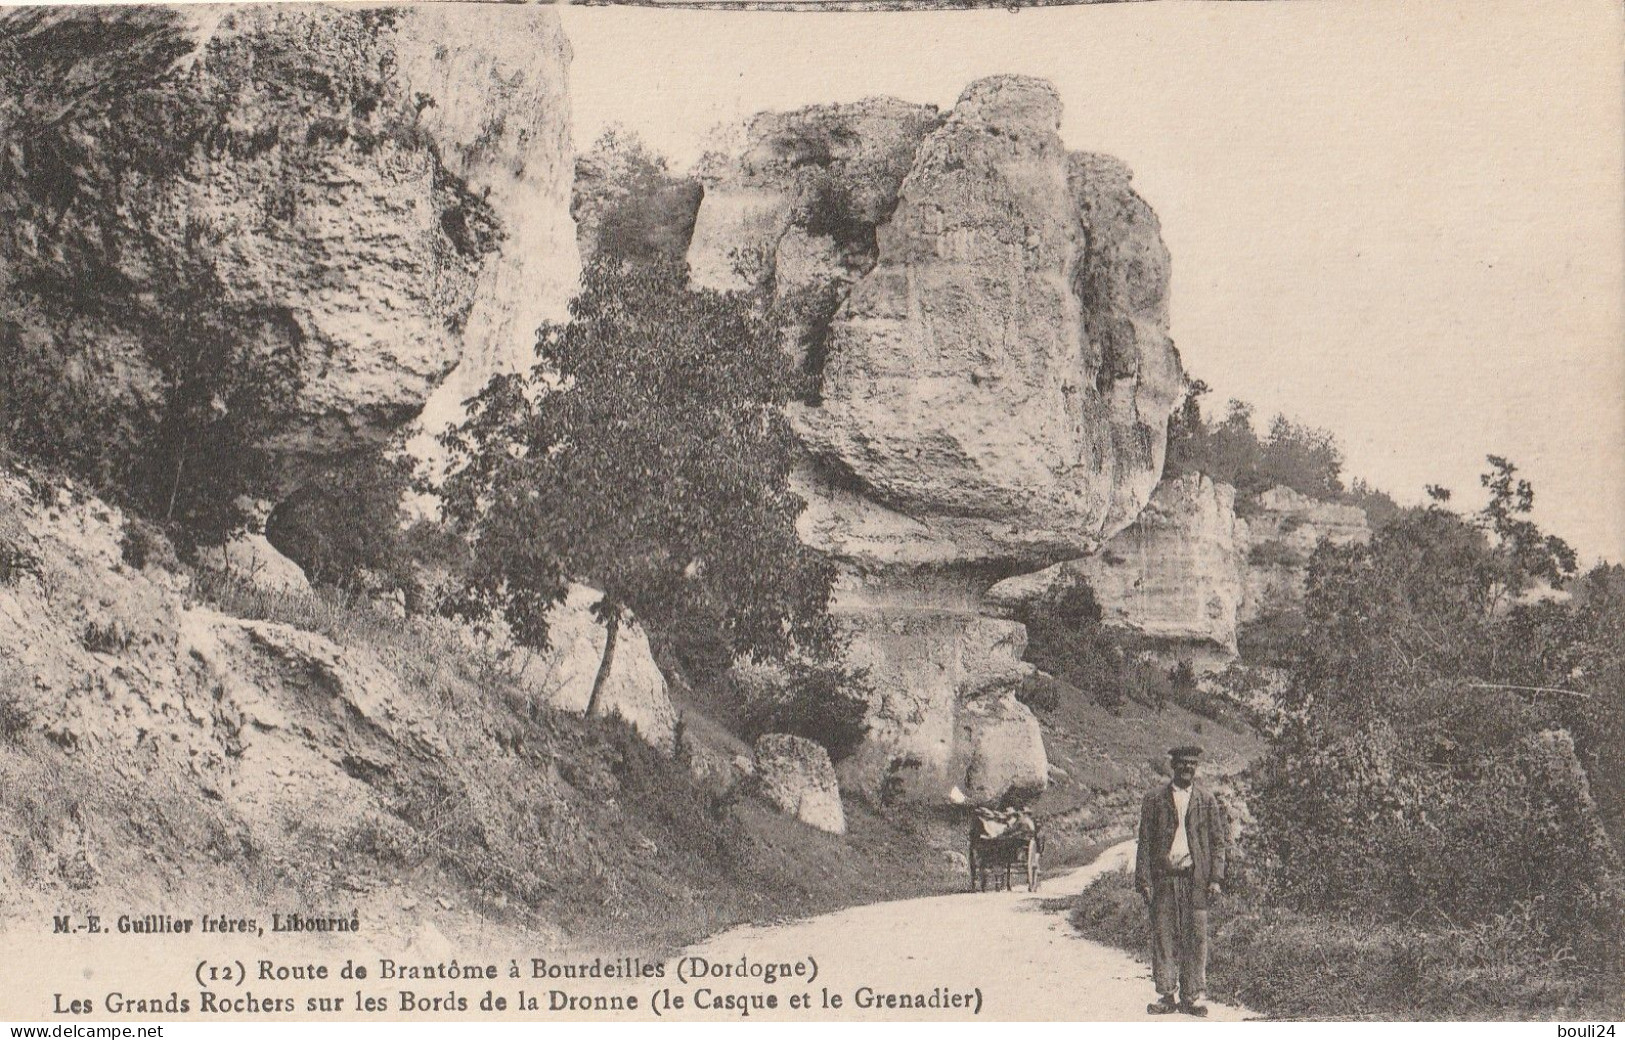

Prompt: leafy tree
xmin=1165 ymin=380 xmax=1401 ymax=522
xmin=440 ymin=256 xmax=836 ymax=715
xmin=1248 ymin=458 xmax=1619 ymax=969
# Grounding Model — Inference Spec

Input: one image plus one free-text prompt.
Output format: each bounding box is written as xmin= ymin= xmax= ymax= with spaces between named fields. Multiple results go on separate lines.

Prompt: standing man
xmin=1135 ymin=745 xmax=1228 ymax=1017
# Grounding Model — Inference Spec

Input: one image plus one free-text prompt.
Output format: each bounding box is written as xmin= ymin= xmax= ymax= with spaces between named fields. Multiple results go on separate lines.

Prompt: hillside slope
xmin=0 ymin=459 xmax=967 ymax=954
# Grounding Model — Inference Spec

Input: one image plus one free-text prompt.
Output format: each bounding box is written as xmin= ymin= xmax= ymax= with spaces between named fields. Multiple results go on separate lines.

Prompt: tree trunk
xmin=584 ymin=607 xmax=620 ymax=718
xmin=165 ymin=441 xmax=187 ymax=521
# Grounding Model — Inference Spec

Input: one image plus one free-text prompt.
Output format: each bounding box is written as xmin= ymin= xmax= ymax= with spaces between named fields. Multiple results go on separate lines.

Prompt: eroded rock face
xmin=687 ymin=97 xmax=942 ymax=295
xmin=795 ymin=77 xmax=1184 ymax=565
xmin=512 ymin=585 xmax=678 ymax=753
xmin=986 ymin=477 xmax=1372 ymax=668
xmin=687 ymin=77 xmax=1186 ymax=802
xmin=985 ymin=474 xmax=1245 ymax=657
xmin=0 ymin=5 xmax=577 ymax=469
xmin=754 ymin=734 xmax=846 ymax=834
xmin=1239 ymin=485 xmax=1370 ymax=623
xmin=834 ymin=594 xmax=1038 ymax=803
xmin=953 ymin=694 xmax=1048 ymax=805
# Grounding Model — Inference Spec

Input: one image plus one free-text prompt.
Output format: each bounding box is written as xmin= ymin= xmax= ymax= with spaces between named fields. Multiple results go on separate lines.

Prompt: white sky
xmin=560 ymin=0 xmax=1625 ymax=565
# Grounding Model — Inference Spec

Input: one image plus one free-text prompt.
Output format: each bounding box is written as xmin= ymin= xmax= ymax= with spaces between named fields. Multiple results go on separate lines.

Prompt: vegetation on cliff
xmin=1166 ymin=380 xmax=1399 ymax=526
xmin=0 ymin=7 xmax=506 ymax=550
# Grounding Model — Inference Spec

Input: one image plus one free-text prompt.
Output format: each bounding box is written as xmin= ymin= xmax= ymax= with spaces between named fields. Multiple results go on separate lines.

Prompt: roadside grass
xmin=1067 ymin=867 xmax=1625 ymax=1021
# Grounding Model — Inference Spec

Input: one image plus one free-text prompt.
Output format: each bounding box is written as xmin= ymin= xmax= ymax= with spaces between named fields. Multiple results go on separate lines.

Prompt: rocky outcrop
xmin=512 ymin=585 xmax=678 ymax=753
xmin=394 ymin=5 xmax=579 ymax=448
xmin=986 ymin=477 xmax=1371 ymax=668
xmin=1238 ymin=485 xmax=1370 ymax=622
xmin=689 ymin=76 xmax=1186 ymax=802
xmin=197 ymin=531 xmax=312 ymax=595
xmin=0 ymin=5 xmax=577 ymax=469
xmin=753 ymin=734 xmax=846 ymax=834
xmin=0 ymin=468 xmax=446 ymax=790
xmin=985 ymin=474 xmax=1245 ymax=658
xmin=835 ymin=594 xmax=1041 ymax=802
xmin=794 ymin=77 xmax=1184 ymax=564
xmin=953 ymin=694 xmax=1048 ymax=804
xmin=688 ymin=97 xmax=942 ymax=296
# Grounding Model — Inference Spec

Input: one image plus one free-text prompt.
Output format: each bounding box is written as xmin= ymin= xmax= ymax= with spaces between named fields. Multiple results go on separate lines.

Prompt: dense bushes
xmin=1014 ymin=580 xmax=1125 ymax=710
xmin=1071 ymin=459 xmax=1624 ymax=1017
xmin=264 ymin=447 xmax=424 ymax=605
xmin=1242 ymin=460 xmax=1622 ymax=1010
xmin=719 ymin=659 xmax=872 ymax=763
xmin=1070 ymin=868 xmax=1602 ymax=1019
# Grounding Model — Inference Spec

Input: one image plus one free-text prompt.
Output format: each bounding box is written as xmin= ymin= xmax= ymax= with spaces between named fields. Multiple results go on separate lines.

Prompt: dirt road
xmin=671 ymin=841 xmax=1252 ymax=1021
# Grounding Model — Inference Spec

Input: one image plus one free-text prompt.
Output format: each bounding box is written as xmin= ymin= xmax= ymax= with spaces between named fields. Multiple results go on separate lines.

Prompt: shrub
xmin=1015 ymin=579 xmax=1126 ymax=711
xmin=264 ymin=446 xmax=420 ymax=603
xmin=119 ymin=514 xmax=178 ymax=571
xmin=726 ymin=658 xmax=872 ymax=763
xmin=662 ymin=605 xmax=738 ymax=686
xmin=1235 ymin=610 xmax=1305 ymax=668
xmin=1069 ymin=865 xmax=1619 ymax=1019
xmin=1014 ymin=671 xmax=1065 ymax=713
xmin=1246 ymin=540 xmax=1306 ymax=569
xmin=0 ymin=534 xmax=43 ymax=587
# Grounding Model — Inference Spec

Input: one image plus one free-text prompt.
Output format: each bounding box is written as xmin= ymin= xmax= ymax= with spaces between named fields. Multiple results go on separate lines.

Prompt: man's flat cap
xmin=1169 ymin=745 xmax=1204 ymax=760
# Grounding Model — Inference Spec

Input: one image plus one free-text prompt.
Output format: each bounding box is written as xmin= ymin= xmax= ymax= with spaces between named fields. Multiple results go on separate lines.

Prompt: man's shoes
xmin=1147 ymin=996 xmax=1179 ymax=1015
xmin=1178 ymin=1000 xmax=1210 ymax=1017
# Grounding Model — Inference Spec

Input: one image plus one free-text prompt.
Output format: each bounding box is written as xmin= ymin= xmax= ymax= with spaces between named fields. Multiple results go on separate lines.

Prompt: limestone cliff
xmin=687 ymin=96 xmax=942 ymax=298
xmin=986 ymin=477 xmax=1372 ymax=668
xmin=0 ymin=5 xmax=577 ymax=469
xmin=687 ymin=76 xmax=1184 ymax=802
xmin=1238 ymin=485 xmax=1371 ymax=624
xmin=985 ymin=473 xmax=1244 ymax=660
xmin=795 ymin=77 xmax=1183 ymax=564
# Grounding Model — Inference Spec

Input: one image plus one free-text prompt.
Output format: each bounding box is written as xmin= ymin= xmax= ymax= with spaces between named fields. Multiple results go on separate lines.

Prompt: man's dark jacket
xmin=1134 ymin=781 xmax=1228 ymax=910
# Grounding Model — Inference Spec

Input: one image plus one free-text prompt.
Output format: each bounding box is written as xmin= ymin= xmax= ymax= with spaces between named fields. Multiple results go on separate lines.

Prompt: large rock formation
xmin=753 ymin=734 xmax=846 ymax=834
xmin=985 ymin=473 xmax=1244 ymax=659
xmin=688 ymin=97 xmax=942 ymax=297
xmin=690 ymin=77 xmax=1185 ymax=802
xmin=0 ymin=5 xmax=578 ymax=469
xmin=685 ymin=78 xmax=1187 ymax=802
xmin=986 ymin=477 xmax=1372 ymax=669
xmin=834 ymin=583 xmax=1037 ymax=801
xmin=795 ymin=77 xmax=1184 ymax=563
xmin=513 ymin=584 xmax=678 ymax=753
xmin=1239 ymin=485 xmax=1371 ymax=623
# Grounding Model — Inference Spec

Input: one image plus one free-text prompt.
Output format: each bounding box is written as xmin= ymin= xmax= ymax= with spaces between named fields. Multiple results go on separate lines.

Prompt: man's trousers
xmin=1149 ymin=874 xmax=1208 ymax=999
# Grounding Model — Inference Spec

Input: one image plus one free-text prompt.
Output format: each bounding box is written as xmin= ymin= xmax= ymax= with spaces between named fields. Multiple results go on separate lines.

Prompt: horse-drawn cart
xmin=967 ymin=806 xmax=1041 ymax=892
